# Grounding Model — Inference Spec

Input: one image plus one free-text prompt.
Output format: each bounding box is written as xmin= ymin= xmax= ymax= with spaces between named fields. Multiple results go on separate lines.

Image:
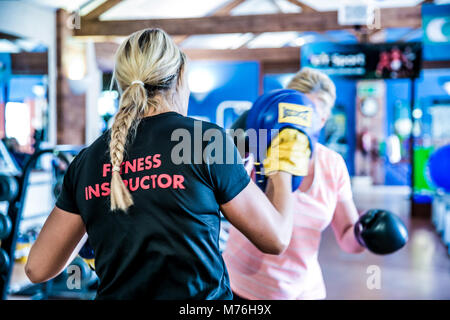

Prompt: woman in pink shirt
xmin=223 ymin=68 xmax=365 ymax=300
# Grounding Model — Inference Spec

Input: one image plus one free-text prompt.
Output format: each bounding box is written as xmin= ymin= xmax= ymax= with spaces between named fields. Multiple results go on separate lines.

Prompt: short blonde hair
xmin=287 ymin=67 xmax=336 ymax=109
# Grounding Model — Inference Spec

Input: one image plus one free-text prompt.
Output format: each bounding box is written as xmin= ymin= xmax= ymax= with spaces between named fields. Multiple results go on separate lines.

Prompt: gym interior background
xmin=0 ymin=0 xmax=449 ymax=300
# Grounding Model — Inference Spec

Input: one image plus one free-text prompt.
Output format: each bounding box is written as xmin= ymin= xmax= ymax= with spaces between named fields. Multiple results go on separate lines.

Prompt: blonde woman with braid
xmin=25 ymin=29 xmax=296 ymax=299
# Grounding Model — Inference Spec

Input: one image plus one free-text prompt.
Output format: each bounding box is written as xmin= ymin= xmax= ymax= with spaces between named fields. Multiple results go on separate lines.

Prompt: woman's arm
xmin=220 ymin=172 xmax=294 ymax=255
xmin=25 ymin=207 xmax=86 ymax=283
xmin=331 ymin=199 xmax=365 ymax=254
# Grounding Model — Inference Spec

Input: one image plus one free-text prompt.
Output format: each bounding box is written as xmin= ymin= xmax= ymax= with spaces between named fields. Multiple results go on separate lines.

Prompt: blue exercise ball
xmin=428 ymin=144 xmax=450 ymax=192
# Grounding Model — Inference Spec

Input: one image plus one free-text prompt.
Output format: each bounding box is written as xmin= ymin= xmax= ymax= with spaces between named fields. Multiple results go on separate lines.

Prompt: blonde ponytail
xmin=109 ymin=28 xmax=185 ymax=212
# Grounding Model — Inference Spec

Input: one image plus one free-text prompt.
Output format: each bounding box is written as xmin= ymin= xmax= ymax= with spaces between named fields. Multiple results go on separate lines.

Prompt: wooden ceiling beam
xmin=285 ymin=0 xmax=317 ymax=12
xmin=94 ymin=42 xmax=301 ymax=72
xmin=84 ymin=0 xmax=123 ymax=20
xmin=95 ymin=42 xmax=450 ymax=74
xmin=75 ymin=6 xmax=421 ymax=37
xmin=423 ymin=60 xmax=450 ymax=69
xmin=176 ymin=0 xmax=247 ymax=46
xmin=10 ymin=52 xmax=48 ymax=75
xmin=183 ymin=47 xmax=300 ymax=62
xmin=211 ymin=0 xmax=246 ymax=16
xmin=0 ymin=31 xmax=21 ymax=41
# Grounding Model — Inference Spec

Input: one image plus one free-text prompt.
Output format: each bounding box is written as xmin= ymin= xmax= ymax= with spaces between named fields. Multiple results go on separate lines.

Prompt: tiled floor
xmin=320 ymin=186 xmax=450 ymax=299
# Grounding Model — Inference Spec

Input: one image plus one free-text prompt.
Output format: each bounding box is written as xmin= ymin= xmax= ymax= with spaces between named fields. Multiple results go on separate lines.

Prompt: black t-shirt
xmin=55 ymin=112 xmax=250 ymax=300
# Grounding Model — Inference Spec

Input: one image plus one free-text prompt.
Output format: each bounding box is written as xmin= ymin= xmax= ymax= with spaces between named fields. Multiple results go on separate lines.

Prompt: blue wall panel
xmin=187 ymin=61 xmax=260 ymax=124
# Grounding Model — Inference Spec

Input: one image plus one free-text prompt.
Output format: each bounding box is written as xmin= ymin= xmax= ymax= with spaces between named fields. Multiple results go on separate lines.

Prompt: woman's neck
xmin=143 ymin=92 xmax=187 ymax=117
xmin=144 ymin=108 xmax=174 ymax=118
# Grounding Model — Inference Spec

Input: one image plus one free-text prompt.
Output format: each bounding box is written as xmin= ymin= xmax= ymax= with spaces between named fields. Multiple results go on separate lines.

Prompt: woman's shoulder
xmin=183 ymin=115 xmax=224 ymax=131
xmin=73 ymin=132 xmax=109 ymax=167
xmin=87 ymin=131 xmax=109 ymax=152
xmin=315 ymin=143 xmax=342 ymax=160
xmin=174 ymin=116 xmax=229 ymax=141
xmin=315 ymin=143 xmax=347 ymax=171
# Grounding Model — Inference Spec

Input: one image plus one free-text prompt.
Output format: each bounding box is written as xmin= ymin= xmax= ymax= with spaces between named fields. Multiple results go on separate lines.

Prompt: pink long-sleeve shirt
xmin=223 ymin=143 xmax=353 ymax=300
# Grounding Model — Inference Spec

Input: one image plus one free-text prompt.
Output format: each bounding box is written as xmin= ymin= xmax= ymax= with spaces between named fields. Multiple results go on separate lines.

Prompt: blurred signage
xmin=422 ymin=3 xmax=450 ymax=61
xmin=423 ymin=4 xmax=450 ymax=43
xmin=0 ymin=53 xmax=12 ymax=83
xmin=301 ymin=42 xmax=422 ymax=79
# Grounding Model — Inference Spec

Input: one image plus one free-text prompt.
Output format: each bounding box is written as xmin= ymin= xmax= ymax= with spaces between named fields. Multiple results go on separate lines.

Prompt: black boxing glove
xmin=354 ymin=209 xmax=408 ymax=255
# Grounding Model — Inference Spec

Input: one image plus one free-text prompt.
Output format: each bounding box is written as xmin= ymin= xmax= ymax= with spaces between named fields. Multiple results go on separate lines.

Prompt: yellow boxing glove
xmin=82 ymin=258 xmax=95 ymax=271
xmin=263 ymin=128 xmax=311 ymax=176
